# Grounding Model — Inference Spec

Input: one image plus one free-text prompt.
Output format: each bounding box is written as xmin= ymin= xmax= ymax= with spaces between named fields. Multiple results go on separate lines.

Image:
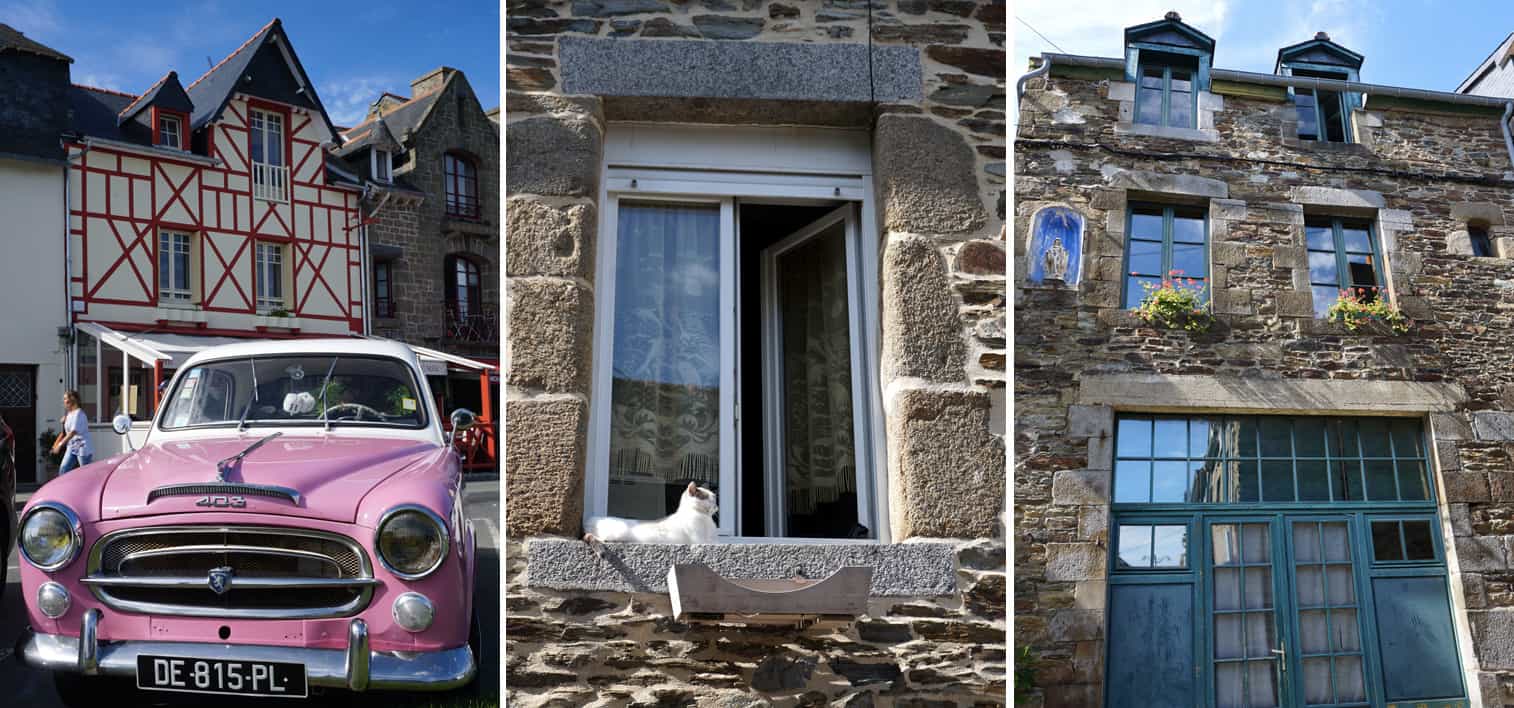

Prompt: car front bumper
xmin=18 ymin=609 xmax=475 ymax=693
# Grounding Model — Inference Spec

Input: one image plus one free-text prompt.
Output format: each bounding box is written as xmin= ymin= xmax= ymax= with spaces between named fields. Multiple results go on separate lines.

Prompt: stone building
xmin=1016 ymin=12 xmax=1514 ymax=708
xmin=505 ymin=0 xmax=1006 ymax=705
xmin=335 ymin=67 xmax=502 ymax=445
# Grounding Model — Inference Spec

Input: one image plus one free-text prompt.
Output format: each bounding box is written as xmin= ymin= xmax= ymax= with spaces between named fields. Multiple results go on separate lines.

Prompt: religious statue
xmin=1044 ymin=237 xmax=1070 ymax=281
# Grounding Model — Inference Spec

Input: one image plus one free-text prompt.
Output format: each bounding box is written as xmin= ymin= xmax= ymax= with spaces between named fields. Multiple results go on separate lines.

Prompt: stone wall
xmin=1016 ymin=61 xmax=1514 ymax=706
xmin=368 ymin=69 xmax=501 ymax=360
xmin=506 ymin=1 xmax=1006 ymax=705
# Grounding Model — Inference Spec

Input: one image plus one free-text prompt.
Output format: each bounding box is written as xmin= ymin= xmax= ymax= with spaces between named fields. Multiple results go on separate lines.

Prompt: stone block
xmin=1048 ymin=609 xmax=1103 ymax=642
xmin=1431 ymin=412 xmax=1472 ymax=440
xmin=1378 ymin=208 xmax=1415 ymax=229
xmin=1077 ymin=373 xmax=1467 ymax=416
xmin=1087 ymin=434 xmax=1113 ymax=471
xmin=1214 ymin=288 xmax=1253 ymax=316
xmin=1106 ymin=82 xmax=1134 ymax=101
xmin=1450 ymin=503 xmax=1472 ymax=537
xmin=1290 ymin=186 xmax=1385 ymax=209
xmin=1045 ymin=543 xmax=1106 ymax=582
xmin=505 ymin=197 xmax=596 ymax=280
xmin=1077 ymin=507 xmax=1108 ymax=543
xmin=1066 ymin=404 xmax=1112 ymax=438
xmin=506 ymin=115 xmax=603 ymax=198
xmin=1474 ymin=411 xmax=1514 ymax=441
xmin=1437 ymin=440 xmax=1461 ymax=472
xmin=1451 ymin=202 xmax=1505 ymax=226
xmin=881 ymin=237 xmax=968 ymax=383
xmin=1211 ymin=241 xmax=1247 ymax=267
xmin=1252 ymin=201 xmax=1305 ymax=225
xmin=887 ymin=388 xmax=1005 ymax=539
xmin=1472 ymin=609 xmax=1514 ymax=668
xmin=1275 ymin=290 xmax=1314 ymax=318
xmin=1455 ymin=534 xmax=1506 ymax=571
xmin=505 ymin=397 xmax=589 ymax=537
xmin=1396 ymin=295 xmax=1433 ymax=320
xmin=1210 ymin=198 xmax=1248 ymax=221
xmin=506 ymin=278 xmax=594 ymax=394
xmin=1052 ymin=470 xmax=1110 ymax=506
xmin=1271 ymin=245 xmax=1304 ymax=269
xmin=505 ymin=92 xmax=605 ymax=124
xmin=1074 ymin=580 xmax=1106 ymax=610
xmin=1442 ymin=473 xmax=1491 ymax=503
xmin=1464 ymin=571 xmax=1487 ymax=609
xmin=874 ymin=115 xmax=989 ymax=235
xmin=1102 ymin=168 xmax=1228 ymax=199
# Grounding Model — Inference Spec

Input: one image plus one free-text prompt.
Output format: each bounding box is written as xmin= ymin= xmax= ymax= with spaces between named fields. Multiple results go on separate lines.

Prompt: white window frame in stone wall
xmin=371 ymin=149 xmax=392 ymax=183
xmin=586 ymin=123 xmax=887 ymax=543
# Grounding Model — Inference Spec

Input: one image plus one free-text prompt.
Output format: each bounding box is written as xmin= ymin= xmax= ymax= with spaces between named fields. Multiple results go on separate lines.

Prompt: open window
xmin=1305 ymin=216 xmax=1383 ymax=317
xmin=585 ymin=128 xmax=884 ymax=542
xmin=248 ymin=106 xmax=287 ymax=202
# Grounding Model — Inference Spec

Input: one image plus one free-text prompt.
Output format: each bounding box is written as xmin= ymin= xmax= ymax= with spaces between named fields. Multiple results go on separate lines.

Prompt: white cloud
xmin=0 ymin=0 xmax=62 ymax=38
xmin=1012 ymin=1 xmax=1232 ymax=76
xmin=320 ymin=76 xmax=407 ymax=127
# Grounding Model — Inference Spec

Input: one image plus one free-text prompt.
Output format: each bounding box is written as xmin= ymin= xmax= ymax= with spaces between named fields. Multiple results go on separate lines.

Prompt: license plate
xmin=136 ymin=655 xmax=308 ymax=698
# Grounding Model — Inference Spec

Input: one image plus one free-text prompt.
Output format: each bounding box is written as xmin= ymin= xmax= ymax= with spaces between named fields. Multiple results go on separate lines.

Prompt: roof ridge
xmin=340 ymin=88 xmax=442 ymax=135
xmin=74 ymin=83 xmax=139 ymax=99
xmin=185 ymin=17 xmax=279 ymax=91
xmin=117 ymin=71 xmax=175 ymax=119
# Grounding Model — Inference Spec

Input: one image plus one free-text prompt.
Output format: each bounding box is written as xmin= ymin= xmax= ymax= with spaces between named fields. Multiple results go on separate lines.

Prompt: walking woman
xmin=52 ymin=390 xmax=93 ymax=474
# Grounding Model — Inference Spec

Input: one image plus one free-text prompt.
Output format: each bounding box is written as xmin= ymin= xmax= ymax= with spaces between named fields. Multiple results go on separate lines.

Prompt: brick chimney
xmin=410 ymin=67 xmax=458 ymax=97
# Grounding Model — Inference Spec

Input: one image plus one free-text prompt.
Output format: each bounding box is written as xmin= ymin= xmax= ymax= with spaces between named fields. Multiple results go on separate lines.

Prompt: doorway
xmin=0 ymin=366 xmax=37 ymax=485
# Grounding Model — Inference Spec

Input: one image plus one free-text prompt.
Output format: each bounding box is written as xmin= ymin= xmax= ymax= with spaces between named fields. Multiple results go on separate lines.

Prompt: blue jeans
xmin=59 ymin=450 xmax=93 ymax=474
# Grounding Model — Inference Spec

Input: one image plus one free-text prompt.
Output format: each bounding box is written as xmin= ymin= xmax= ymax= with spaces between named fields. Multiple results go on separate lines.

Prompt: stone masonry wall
xmin=368 ymin=69 xmax=501 ymax=360
xmin=1016 ymin=62 xmax=1514 ymax=706
xmin=506 ymin=1 xmax=1007 ymax=706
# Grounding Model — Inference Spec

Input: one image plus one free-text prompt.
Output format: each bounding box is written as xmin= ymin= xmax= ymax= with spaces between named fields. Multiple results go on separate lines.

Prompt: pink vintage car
xmin=16 ymin=339 xmax=479 ymax=704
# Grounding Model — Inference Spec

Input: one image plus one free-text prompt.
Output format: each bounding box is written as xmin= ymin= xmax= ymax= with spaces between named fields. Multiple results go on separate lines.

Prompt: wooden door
xmin=0 ymin=366 xmax=37 ymax=484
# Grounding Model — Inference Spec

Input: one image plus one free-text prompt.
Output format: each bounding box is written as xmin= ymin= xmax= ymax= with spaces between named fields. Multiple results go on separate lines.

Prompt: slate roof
xmin=184 ymin=18 xmax=280 ymax=130
xmin=338 ymin=89 xmax=442 ymax=154
xmin=70 ymin=85 xmax=138 ymax=142
xmin=0 ymin=23 xmax=71 ymax=63
xmin=116 ymin=71 xmax=194 ymax=125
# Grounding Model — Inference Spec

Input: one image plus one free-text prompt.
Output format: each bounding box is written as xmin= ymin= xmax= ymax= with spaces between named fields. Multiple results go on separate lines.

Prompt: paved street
xmin=0 ymin=479 xmax=501 ymax=706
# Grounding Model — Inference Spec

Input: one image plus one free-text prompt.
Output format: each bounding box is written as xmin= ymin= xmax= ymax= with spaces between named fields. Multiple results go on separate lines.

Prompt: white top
xmin=65 ymin=408 xmax=93 ymax=457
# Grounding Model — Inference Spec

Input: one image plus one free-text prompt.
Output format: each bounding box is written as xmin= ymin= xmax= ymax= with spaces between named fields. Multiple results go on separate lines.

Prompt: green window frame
xmin=1134 ymin=53 xmax=1199 ymax=129
xmin=1105 ymin=414 xmax=1467 ymax=708
xmin=1306 ymin=216 xmax=1384 ymax=318
xmin=1122 ymin=203 xmax=1209 ymax=308
xmin=1289 ymin=67 xmax=1354 ymax=144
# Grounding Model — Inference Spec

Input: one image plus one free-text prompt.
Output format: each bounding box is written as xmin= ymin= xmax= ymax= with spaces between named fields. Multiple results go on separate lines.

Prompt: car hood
xmin=99 ymin=434 xmax=440 ymax=523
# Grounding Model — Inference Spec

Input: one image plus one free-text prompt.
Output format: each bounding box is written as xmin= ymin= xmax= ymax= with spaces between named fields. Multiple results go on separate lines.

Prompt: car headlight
xmin=375 ymin=505 xmax=448 ymax=579
xmin=20 ymin=503 xmax=82 ymax=571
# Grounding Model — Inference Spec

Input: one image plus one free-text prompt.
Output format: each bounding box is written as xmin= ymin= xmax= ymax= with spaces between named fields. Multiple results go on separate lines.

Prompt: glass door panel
xmin=1289 ymin=519 xmax=1368 ymax=707
xmin=1211 ymin=521 xmax=1283 ymax=708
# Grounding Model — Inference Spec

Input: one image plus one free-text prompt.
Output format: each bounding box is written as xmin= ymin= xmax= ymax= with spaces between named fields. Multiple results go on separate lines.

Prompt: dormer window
xmin=1277 ymin=32 xmax=1365 ymax=145
xmin=157 ymin=114 xmax=183 ymax=149
xmin=372 ymin=149 xmax=393 ymax=183
xmin=1135 ymin=53 xmax=1199 ymax=129
xmin=1292 ymin=69 xmax=1350 ymax=142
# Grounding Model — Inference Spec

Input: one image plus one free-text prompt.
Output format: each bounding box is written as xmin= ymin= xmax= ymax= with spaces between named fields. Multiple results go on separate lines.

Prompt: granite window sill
xmin=525 ymin=538 xmax=958 ymax=597
xmin=1113 ymin=122 xmax=1220 ymax=143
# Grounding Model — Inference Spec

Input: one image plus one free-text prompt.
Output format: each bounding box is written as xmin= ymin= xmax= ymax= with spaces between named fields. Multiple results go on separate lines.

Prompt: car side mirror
xmin=111 ymin=414 xmax=132 ymax=436
xmin=449 ymin=408 xmax=476 ymax=444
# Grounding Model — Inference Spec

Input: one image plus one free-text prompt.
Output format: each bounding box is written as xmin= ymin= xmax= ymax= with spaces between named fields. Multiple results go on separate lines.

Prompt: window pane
xmin=1311 ymin=285 xmax=1339 ymax=318
xmin=1236 ymin=460 xmax=1259 ymax=502
xmin=1337 ymin=460 xmax=1363 ymax=502
xmin=1403 ymin=520 xmax=1435 ymax=560
xmin=1322 ymin=522 xmax=1351 ymax=562
xmin=1302 ymin=656 xmax=1331 ymax=704
xmin=1152 ymin=460 xmax=1188 ymax=502
xmin=1295 ymin=91 xmax=1319 ymax=139
xmin=606 ymin=202 xmax=722 ymax=520
xmin=1261 ymin=460 xmax=1294 ymax=502
xmin=1172 ymin=213 xmax=1205 ymax=243
xmin=1259 ymin=418 xmax=1292 ymax=457
xmin=1171 ymin=243 xmax=1206 ymax=278
xmin=1332 ymin=608 xmax=1361 ymax=651
xmin=1246 ymin=661 xmax=1278 ymax=706
xmin=1236 ymin=418 xmax=1257 ymax=457
xmin=1341 ymin=226 xmax=1373 ymax=253
xmin=1129 ymin=208 xmax=1165 ymax=241
xmin=1293 ymin=418 xmax=1327 ymax=457
xmin=1115 ymin=460 xmax=1151 ymax=503
xmin=1169 ymin=86 xmax=1192 ymax=128
xmin=1214 ymin=568 xmax=1241 ymax=610
xmin=1299 ymin=609 xmax=1329 ymax=650
xmin=1136 ymin=69 xmax=1163 ymax=125
xmin=1152 ymin=525 xmax=1187 ymax=567
xmin=1346 ymin=253 xmax=1378 ymax=290
xmin=1117 ymin=524 xmax=1152 ymax=568
xmin=1372 ymin=521 xmax=1404 ymax=561
xmin=1190 ymin=418 xmax=1215 ymax=457
xmin=1117 ymin=417 xmax=1152 ymax=457
xmin=1297 ymin=567 xmax=1325 ymax=607
xmin=1320 ymin=90 xmax=1346 ymax=142
xmin=1294 ymin=522 xmax=1320 ymax=562
xmin=1326 ymin=565 xmax=1355 ymax=605
xmin=1153 ymin=419 xmax=1186 ymax=457
xmin=1296 ymin=459 xmax=1330 ymax=501
xmin=1124 ymin=275 xmax=1159 ymax=307
xmin=1307 ymin=250 xmax=1338 ymax=285
xmin=1244 ymin=567 xmax=1272 ymax=610
xmin=1398 ymin=460 xmax=1429 ymax=500
xmin=1212 ymin=524 xmax=1241 ymax=566
xmin=1127 ymin=239 xmax=1163 ymax=275
xmin=1215 ymin=616 xmax=1244 ymax=660
xmin=1306 ymin=223 xmax=1335 ymax=251
xmin=1471 ymin=226 xmax=1494 ymax=257
xmin=1358 ymin=419 xmax=1391 ymax=455
xmin=1365 ymin=459 xmax=1397 ymax=500
xmin=1335 ymin=655 xmax=1366 ymax=702
xmin=1241 ymin=523 xmax=1270 ymax=563
xmin=1390 ymin=419 xmax=1422 ymax=457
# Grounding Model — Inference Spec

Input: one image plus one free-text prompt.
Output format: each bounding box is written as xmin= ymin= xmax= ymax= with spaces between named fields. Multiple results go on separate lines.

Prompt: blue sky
xmin=1015 ymin=0 xmax=1514 ymax=93
xmin=2 ymin=0 xmax=500 ymax=127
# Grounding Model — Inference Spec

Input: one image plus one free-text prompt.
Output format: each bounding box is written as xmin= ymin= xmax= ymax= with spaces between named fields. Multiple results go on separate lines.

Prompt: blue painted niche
xmin=1026 ymin=205 xmax=1085 ymax=286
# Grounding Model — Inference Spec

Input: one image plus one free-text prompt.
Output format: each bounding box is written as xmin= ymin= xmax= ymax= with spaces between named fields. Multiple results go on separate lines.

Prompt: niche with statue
xmin=1025 ymin=205 xmax=1085 ymax=288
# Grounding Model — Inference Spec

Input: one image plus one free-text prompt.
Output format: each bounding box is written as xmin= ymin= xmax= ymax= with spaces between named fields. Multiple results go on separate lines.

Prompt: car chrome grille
xmin=86 ymin=526 xmax=375 ymax=619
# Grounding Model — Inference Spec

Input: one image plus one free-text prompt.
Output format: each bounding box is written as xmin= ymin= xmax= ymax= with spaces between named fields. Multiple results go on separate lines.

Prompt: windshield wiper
xmin=319 ymin=356 xmax=340 ymax=431
xmin=236 ymin=356 xmax=261 ymax=432
xmin=216 ymin=432 xmax=283 ymax=482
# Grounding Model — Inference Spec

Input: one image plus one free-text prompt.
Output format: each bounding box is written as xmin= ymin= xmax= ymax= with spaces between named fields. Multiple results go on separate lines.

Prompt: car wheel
xmin=52 ymin=674 xmax=137 ymax=708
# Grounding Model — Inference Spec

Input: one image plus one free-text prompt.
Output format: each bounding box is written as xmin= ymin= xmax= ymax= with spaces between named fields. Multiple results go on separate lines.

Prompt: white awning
xmin=75 ymin=323 xmax=497 ymax=373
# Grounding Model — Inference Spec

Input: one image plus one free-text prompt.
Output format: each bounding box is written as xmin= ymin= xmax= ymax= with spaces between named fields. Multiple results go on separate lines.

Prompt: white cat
xmin=584 ymin=482 xmax=718 ymax=546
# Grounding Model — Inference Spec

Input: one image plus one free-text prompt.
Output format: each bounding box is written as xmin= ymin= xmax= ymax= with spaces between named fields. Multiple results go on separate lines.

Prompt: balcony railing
xmin=444 ymin=305 xmax=497 ymax=344
xmin=446 ymin=193 xmax=481 ymax=220
xmin=253 ymin=162 xmax=289 ymax=202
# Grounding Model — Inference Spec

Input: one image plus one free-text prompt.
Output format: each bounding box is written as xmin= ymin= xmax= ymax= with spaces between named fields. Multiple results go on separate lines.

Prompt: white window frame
xmin=584 ymin=123 xmax=887 ymax=543
xmin=157 ymin=114 xmax=183 ymax=150
xmin=255 ymin=242 xmax=285 ymax=313
xmin=157 ymin=230 xmax=193 ymax=305
xmin=371 ymin=148 xmax=393 ymax=183
xmin=248 ymin=107 xmax=287 ymax=203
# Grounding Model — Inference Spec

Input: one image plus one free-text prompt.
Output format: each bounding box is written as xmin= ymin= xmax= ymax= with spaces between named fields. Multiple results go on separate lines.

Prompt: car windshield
xmin=159 ymin=355 xmax=428 ymax=430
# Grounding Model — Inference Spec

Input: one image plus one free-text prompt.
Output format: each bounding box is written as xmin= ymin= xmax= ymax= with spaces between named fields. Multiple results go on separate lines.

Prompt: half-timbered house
xmin=64 ymin=19 xmax=365 ymax=447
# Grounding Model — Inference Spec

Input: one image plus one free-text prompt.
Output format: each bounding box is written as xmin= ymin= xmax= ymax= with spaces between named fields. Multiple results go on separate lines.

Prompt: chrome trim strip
xmin=117 ymin=545 xmax=343 ymax=575
xmin=87 ymin=525 xmax=374 ymax=620
xmin=373 ymin=505 xmax=450 ymax=580
xmin=19 ymin=502 xmax=84 ymax=571
xmin=82 ymin=576 xmax=380 ymax=589
xmin=146 ymin=482 xmax=302 ymax=506
xmin=79 ymin=609 xmax=99 ymax=674
xmin=346 ymin=619 xmax=370 ymax=691
xmin=17 ymin=627 xmax=475 ymax=692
